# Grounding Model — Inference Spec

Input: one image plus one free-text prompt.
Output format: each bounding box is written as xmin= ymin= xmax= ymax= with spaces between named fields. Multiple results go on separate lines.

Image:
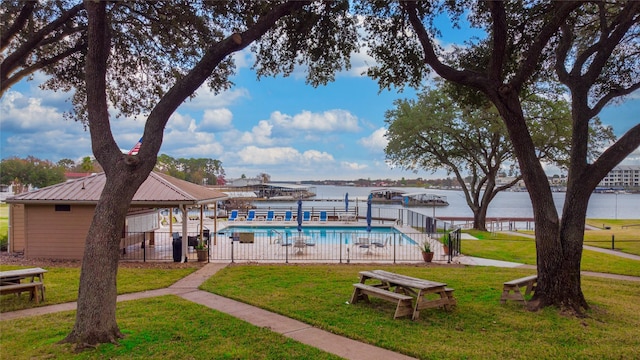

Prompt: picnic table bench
xmin=351 ymin=269 xmax=456 ymax=320
xmin=0 ymin=267 xmax=47 ymax=304
xmin=500 ymin=274 xmax=537 ymax=304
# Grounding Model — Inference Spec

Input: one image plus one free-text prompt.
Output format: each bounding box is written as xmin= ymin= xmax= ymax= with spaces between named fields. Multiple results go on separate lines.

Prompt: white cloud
xmin=236 ymin=120 xmax=274 ymax=147
xmin=171 ymin=141 xmax=224 ymax=158
xmin=620 ymin=147 xmax=640 ymax=165
xmin=179 ymin=87 xmax=250 ymax=110
xmin=232 ymin=48 xmax=256 ymax=70
xmin=341 ymin=161 xmax=368 ymax=170
xmin=236 ymin=146 xmax=334 ymax=166
xmin=358 ymin=127 xmax=388 ymax=152
xmin=301 ymin=150 xmax=334 ymax=163
xmin=346 ymin=50 xmax=374 ymax=78
xmin=270 ymin=109 xmax=360 ymax=133
xmin=200 ymin=108 xmax=233 ymax=131
xmin=237 ymin=146 xmax=301 ymax=165
xmin=0 ymin=91 xmax=69 ymax=133
xmin=166 ymin=112 xmax=195 ymax=132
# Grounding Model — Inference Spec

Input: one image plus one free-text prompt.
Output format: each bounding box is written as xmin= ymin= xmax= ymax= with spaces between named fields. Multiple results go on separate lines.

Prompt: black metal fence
xmin=119 ymin=229 xmax=458 ymax=264
xmin=120 ymin=208 xmax=464 ymax=264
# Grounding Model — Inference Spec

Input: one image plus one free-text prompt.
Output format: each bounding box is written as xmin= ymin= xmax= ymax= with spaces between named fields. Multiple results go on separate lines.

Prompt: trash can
xmin=172 ymin=234 xmax=182 ymax=262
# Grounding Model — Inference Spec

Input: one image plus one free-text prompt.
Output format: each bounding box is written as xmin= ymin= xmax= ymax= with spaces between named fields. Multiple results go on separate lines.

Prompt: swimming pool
xmin=221 ymin=225 xmax=416 ymax=245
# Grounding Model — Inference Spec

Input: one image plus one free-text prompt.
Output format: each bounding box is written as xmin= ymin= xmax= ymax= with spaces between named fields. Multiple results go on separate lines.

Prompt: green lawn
xmin=0 ymin=204 xmax=8 ymax=249
xmin=202 ymin=264 xmax=639 ymax=359
xmin=584 ymin=219 xmax=640 ymax=256
xmin=0 ymin=265 xmax=199 ymax=313
xmin=0 ymin=295 xmax=341 ymax=360
xmin=2 ymin=263 xmax=638 ymax=359
xmin=462 ymin=229 xmax=640 ymax=277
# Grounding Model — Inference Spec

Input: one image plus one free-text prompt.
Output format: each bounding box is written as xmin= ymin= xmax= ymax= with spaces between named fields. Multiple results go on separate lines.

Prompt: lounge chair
xmin=355 ymin=237 xmax=372 ymax=254
xmin=372 ymin=236 xmax=391 ymax=251
xmin=246 ymin=210 xmax=255 ymax=221
xmin=266 ymin=210 xmax=275 ymax=221
xmin=319 ymin=211 xmax=327 ymax=222
xmin=284 ymin=211 xmax=293 ymax=221
xmin=303 ymin=211 xmax=311 ymax=222
xmin=228 ymin=210 xmax=238 ymax=221
xmin=354 ymin=237 xmax=370 ymax=248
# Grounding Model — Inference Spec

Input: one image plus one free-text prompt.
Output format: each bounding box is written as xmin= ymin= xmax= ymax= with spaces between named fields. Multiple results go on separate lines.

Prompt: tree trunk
xmin=60 ymin=175 xmax=142 ymax=346
xmin=489 ymin=90 xmax=588 ymax=313
xmin=59 ymin=0 xmax=310 ymax=349
xmin=530 ymin=183 xmax=590 ymax=313
xmin=60 ymin=1 xmax=154 ymax=347
xmin=472 ymin=204 xmax=488 ymax=231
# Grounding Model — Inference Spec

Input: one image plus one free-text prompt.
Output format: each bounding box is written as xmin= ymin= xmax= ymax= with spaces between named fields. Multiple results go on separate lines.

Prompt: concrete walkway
xmin=2 ymin=263 xmax=416 ymax=360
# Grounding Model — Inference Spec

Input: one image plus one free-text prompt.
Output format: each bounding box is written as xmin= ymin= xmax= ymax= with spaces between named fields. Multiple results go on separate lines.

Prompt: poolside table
xmin=338 ymin=213 xmax=356 ymax=222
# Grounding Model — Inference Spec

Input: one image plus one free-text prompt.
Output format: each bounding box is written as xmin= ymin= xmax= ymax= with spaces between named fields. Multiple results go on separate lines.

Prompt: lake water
xmin=259 ymin=185 xmax=640 ymax=220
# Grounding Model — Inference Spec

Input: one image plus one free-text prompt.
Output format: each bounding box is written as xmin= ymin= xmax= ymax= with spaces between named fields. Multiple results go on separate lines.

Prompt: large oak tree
xmin=384 ymin=85 xmax=613 ymax=231
xmin=356 ymin=0 xmax=640 ymax=313
xmin=3 ymin=0 xmax=356 ymax=348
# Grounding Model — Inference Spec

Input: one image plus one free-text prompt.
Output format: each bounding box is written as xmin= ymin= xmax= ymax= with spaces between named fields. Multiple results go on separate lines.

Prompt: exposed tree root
xmin=59 ymin=330 xmax=124 ymax=352
xmin=527 ymin=296 xmax=590 ymax=318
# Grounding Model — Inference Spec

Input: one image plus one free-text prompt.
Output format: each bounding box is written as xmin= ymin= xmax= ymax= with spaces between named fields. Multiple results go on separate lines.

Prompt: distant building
xmin=495 ymin=176 xmax=526 ymax=190
xmin=598 ymin=165 xmax=640 ymax=188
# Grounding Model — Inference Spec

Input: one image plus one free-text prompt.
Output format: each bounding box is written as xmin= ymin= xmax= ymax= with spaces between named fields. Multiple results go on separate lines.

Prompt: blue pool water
xmin=221 ymin=225 xmax=416 ymax=245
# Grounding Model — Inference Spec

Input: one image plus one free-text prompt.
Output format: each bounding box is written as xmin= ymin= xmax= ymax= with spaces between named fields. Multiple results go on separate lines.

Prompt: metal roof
xmin=5 ymin=171 xmax=227 ymax=206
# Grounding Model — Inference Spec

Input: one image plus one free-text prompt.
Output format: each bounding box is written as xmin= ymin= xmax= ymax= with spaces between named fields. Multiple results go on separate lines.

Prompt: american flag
xmin=128 ymin=137 xmax=142 ymax=155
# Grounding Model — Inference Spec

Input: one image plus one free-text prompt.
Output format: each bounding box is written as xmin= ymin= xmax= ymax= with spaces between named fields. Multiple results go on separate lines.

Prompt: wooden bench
xmin=444 ymin=287 xmax=456 ymax=304
xmin=500 ymin=275 xmax=537 ymax=304
xmin=0 ymin=282 xmax=44 ymax=304
xmin=350 ymin=283 xmax=414 ymax=319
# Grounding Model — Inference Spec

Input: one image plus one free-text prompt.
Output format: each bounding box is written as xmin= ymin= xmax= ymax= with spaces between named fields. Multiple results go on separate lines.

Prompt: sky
xmin=1 ymin=14 xmax=639 ymax=182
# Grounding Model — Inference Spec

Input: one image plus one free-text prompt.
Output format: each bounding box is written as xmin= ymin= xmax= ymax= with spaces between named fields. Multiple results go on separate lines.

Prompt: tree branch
xmin=487 ymin=1 xmax=507 ymax=80
xmin=1 ymin=3 xmax=84 ymax=86
xmin=587 ymin=123 xmax=640 ymax=189
xmin=85 ymin=1 xmax=118 ymax=171
xmin=1 ymin=40 xmax=86 ymax=95
xmin=401 ymin=0 xmax=485 ymax=89
xmin=0 ymin=1 xmax=36 ymax=51
xmin=511 ymin=1 xmax=582 ymax=90
xmin=582 ymin=2 xmax=640 ymax=84
xmin=139 ymin=1 xmax=309 ymax=159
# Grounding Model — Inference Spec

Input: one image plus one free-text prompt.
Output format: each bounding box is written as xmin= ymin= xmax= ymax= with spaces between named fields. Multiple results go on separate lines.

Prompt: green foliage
xmin=155 ymin=154 xmax=224 ymax=186
xmin=0 ymin=233 xmax=7 ymax=252
xmin=2 ymin=1 xmax=358 ymax=122
xmin=0 ymin=156 xmax=66 ymax=188
xmin=420 ymin=241 xmax=431 ymax=253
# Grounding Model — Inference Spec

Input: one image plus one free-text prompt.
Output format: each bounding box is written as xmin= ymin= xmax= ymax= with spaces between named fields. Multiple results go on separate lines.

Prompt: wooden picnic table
xmin=0 ymin=267 xmax=47 ymax=304
xmin=351 ymin=269 xmax=456 ymax=320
